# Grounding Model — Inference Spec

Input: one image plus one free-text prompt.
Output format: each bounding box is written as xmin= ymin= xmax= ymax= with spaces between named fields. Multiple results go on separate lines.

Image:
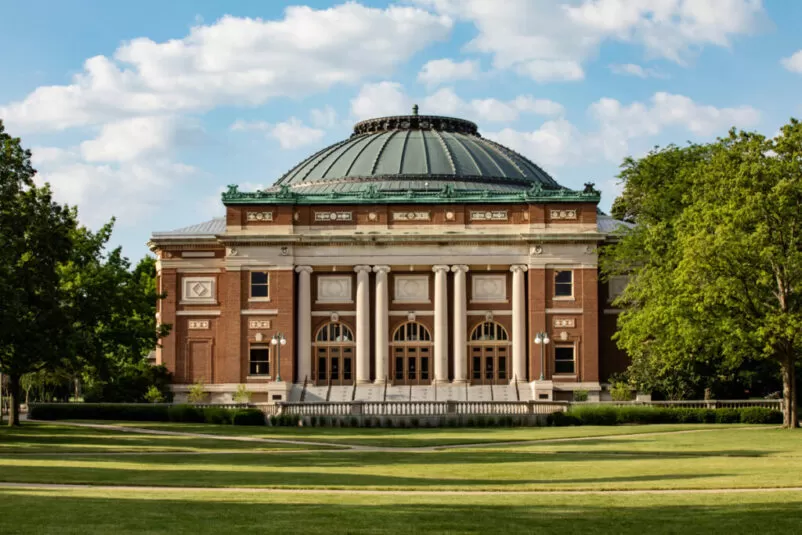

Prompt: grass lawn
xmin=2 ymin=422 xmax=801 ymax=533
xmin=0 ymin=422 xmax=336 ymax=454
xmin=1 ymin=487 xmax=802 ymax=534
xmin=70 ymin=420 xmax=743 ymax=448
xmin=0 ymin=424 xmax=800 ymax=491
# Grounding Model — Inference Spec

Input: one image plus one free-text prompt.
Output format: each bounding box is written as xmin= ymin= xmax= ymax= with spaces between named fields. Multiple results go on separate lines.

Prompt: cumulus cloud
xmin=423 ymin=87 xmax=564 ymax=122
xmin=482 ymin=92 xmax=760 ymax=169
xmin=230 ymin=117 xmax=325 ymax=149
xmin=309 ymin=105 xmax=338 ymax=129
xmin=79 ymin=116 xmax=194 ymax=162
xmin=417 ymin=58 xmax=480 ymax=87
xmin=609 ymin=63 xmax=667 ymax=78
xmin=413 ymin=0 xmax=764 ymax=81
xmin=350 ymin=82 xmax=413 ymax=120
xmin=1 ymin=4 xmax=452 ymax=133
xmin=781 ymin=50 xmax=802 ymax=73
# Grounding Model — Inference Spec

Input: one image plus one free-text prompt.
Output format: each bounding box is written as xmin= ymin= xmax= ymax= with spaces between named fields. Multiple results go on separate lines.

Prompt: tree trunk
xmin=781 ymin=359 xmax=799 ymax=428
xmin=7 ymin=374 xmax=21 ymax=427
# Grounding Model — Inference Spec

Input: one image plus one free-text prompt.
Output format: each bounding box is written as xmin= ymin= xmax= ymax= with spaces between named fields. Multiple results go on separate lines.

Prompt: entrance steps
xmin=303 ymin=385 xmax=329 ymax=402
xmin=328 ymin=385 xmax=354 ymax=402
xmin=384 ymin=384 xmax=409 ymax=401
xmin=493 ymin=384 xmax=519 ymax=402
xmin=517 ymin=383 xmax=534 ymax=402
xmin=288 ymin=384 xmax=304 ymax=402
xmin=409 ymin=385 xmax=434 ymax=402
xmin=466 ymin=385 xmax=493 ymax=401
xmin=436 ymin=383 xmax=467 ymax=401
xmin=354 ymin=384 xmax=385 ymax=402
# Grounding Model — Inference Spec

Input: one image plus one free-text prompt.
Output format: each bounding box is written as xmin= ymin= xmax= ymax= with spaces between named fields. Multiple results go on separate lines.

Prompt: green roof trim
xmin=222 ymin=182 xmax=601 ymax=206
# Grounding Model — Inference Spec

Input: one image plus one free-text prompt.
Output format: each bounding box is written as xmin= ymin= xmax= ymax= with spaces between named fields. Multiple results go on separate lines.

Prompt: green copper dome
xmin=270 ymin=111 xmax=563 ymax=195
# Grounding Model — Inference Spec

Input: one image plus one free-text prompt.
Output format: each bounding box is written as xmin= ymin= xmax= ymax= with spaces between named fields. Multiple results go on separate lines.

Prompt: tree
xmin=0 ymin=120 xmax=78 ymax=426
xmin=606 ymin=120 xmax=802 ymax=427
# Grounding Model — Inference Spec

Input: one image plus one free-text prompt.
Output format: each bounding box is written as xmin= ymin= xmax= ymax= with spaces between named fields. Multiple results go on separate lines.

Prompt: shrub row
xmin=547 ymin=405 xmax=782 ymax=426
xmin=29 ymin=403 xmax=266 ymax=426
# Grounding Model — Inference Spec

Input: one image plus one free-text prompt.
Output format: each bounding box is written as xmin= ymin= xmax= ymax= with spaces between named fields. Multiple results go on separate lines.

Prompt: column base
xmin=356 ymin=379 xmax=373 ymax=385
xmin=373 ymin=378 xmax=389 ymax=385
xmin=451 ymin=379 xmax=468 ymax=385
xmin=432 ymin=379 xmax=450 ymax=385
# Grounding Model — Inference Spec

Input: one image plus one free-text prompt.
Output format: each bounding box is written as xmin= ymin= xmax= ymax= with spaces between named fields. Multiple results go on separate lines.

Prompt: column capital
xmin=510 ymin=265 xmax=529 ymax=273
xmin=295 ymin=265 xmax=314 ymax=274
xmin=354 ymin=265 xmax=372 ymax=274
xmin=451 ymin=265 xmax=470 ymax=273
xmin=432 ymin=265 xmax=450 ymax=273
xmin=372 ymin=265 xmax=392 ymax=274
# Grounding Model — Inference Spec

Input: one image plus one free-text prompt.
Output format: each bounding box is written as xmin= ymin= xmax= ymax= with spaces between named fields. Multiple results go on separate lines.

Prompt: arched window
xmin=470 ymin=321 xmax=509 ymax=342
xmin=316 ymin=322 xmax=354 ymax=343
xmin=393 ymin=321 xmax=432 ymax=342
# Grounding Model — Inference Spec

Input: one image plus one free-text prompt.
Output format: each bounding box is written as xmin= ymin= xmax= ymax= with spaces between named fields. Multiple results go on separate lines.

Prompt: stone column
xmin=432 ymin=265 xmax=450 ymax=384
xmin=451 ymin=265 xmax=469 ymax=383
xmin=354 ymin=265 xmax=372 ymax=384
xmin=295 ymin=266 xmax=313 ymax=383
xmin=373 ymin=265 xmax=391 ymax=384
xmin=510 ymin=265 xmax=528 ymax=384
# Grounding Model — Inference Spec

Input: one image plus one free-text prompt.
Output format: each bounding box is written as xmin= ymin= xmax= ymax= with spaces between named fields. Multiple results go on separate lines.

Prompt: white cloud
xmin=230 ymin=117 xmax=324 ymax=149
xmin=482 ymin=92 xmax=761 ymax=170
xmin=423 ymin=87 xmax=564 ymax=122
xmin=350 ymin=82 xmax=413 ymax=120
xmin=516 ymin=60 xmax=585 ymax=82
xmin=1 ymin=4 xmax=452 ymax=133
xmin=413 ymin=0 xmax=764 ymax=81
xmin=79 ymin=116 xmax=188 ymax=162
xmin=309 ymin=105 xmax=338 ymax=129
xmin=270 ymin=118 xmax=325 ymax=149
xmin=609 ymin=63 xmax=666 ymax=78
xmin=781 ymin=50 xmax=802 ymax=73
xmin=417 ymin=58 xmax=479 ymax=87
xmin=31 ymin=145 xmax=196 ymax=228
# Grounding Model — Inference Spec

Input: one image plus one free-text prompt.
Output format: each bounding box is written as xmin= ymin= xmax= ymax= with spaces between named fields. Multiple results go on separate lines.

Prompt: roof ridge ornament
xmin=412 ymin=104 xmax=419 ymax=116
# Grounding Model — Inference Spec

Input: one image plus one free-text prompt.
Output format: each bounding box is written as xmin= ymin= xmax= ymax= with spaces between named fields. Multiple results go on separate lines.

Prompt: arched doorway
xmin=313 ymin=322 xmax=355 ymax=386
xmin=391 ymin=321 xmax=433 ymax=385
xmin=468 ymin=321 xmax=510 ymax=384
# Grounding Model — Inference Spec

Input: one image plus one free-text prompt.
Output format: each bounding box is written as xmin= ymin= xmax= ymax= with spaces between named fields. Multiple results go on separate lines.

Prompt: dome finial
xmin=412 ymin=104 xmax=419 ymax=116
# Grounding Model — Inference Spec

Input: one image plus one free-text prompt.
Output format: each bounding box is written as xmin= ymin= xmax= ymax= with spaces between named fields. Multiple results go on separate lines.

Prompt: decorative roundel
xmin=446 ymin=211 xmax=455 ymax=220
xmin=406 ymin=211 xmax=416 ymax=220
xmin=368 ymin=212 xmax=378 ymax=221
xmin=484 ymin=211 xmax=492 ymax=219
xmin=329 ymin=212 xmax=338 ymax=220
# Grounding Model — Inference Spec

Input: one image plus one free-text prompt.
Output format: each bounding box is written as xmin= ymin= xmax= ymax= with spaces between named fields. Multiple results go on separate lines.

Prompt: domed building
xmin=149 ymin=109 xmax=631 ymax=404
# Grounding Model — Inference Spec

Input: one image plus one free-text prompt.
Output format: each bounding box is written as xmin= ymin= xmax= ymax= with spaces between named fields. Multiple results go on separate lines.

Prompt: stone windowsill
xmin=248 ymin=297 xmax=272 ymax=303
xmin=179 ymin=300 xmax=218 ymax=306
xmin=246 ymin=375 xmax=272 ymax=380
xmin=552 ymin=296 xmax=575 ymax=302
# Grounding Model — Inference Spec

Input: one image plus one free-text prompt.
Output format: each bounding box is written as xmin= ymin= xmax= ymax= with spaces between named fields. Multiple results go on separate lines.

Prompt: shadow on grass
xmin=1 ymin=491 xmax=802 ymax=534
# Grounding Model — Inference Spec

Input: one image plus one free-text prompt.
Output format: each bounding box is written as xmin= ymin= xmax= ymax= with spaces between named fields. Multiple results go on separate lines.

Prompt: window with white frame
xmin=250 ymin=271 xmax=269 ymax=299
xmin=554 ymin=346 xmax=575 ymax=375
xmin=249 ymin=345 xmax=270 ymax=375
xmin=554 ymin=270 xmax=573 ymax=297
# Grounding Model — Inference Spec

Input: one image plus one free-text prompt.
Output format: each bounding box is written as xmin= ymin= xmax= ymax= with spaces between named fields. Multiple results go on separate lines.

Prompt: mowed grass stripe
xmin=2 ymin=487 xmax=802 ymax=534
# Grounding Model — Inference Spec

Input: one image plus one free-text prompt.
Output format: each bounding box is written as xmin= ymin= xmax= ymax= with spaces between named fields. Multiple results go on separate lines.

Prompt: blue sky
xmin=1 ymin=0 xmax=801 ymax=260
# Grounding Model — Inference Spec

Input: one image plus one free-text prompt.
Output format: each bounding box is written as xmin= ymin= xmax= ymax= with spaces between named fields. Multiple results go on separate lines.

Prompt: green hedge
xmin=547 ymin=405 xmax=782 ymax=426
xmin=29 ymin=403 xmax=266 ymax=426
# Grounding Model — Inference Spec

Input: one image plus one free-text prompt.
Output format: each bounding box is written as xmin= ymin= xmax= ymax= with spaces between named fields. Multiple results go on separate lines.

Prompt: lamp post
xmin=533 ymin=331 xmax=550 ymax=381
xmin=271 ymin=333 xmax=287 ymax=382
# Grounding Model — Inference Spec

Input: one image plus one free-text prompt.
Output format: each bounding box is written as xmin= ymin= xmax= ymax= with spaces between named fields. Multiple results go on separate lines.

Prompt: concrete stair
xmin=436 ymin=384 xmax=467 ymax=401
xmin=492 ymin=384 xmax=519 ymax=402
xmin=303 ymin=385 xmax=329 ymax=402
xmin=354 ymin=384 xmax=385 ymax=402
xmin=466 ymin=385 xmax=493 ymax=401
xmin=328 ymin=385 xmax=354 ymax=402
xmin=517 ymin=383 xmax=534 ymax=402
xmin=410 ymin=385 xmax=434 ymax=402
xmin=384 ymin=384 xmax=409 ymax=401
xmin=287 ymin=384 xmax=304 ymax=402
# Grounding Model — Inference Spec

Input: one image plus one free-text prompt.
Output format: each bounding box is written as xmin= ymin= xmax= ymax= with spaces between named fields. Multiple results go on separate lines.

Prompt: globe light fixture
xmin=534 ymin=331 xmax=550 ymax=381
xmin=271 ymin=332 xmax=287 ymax=382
